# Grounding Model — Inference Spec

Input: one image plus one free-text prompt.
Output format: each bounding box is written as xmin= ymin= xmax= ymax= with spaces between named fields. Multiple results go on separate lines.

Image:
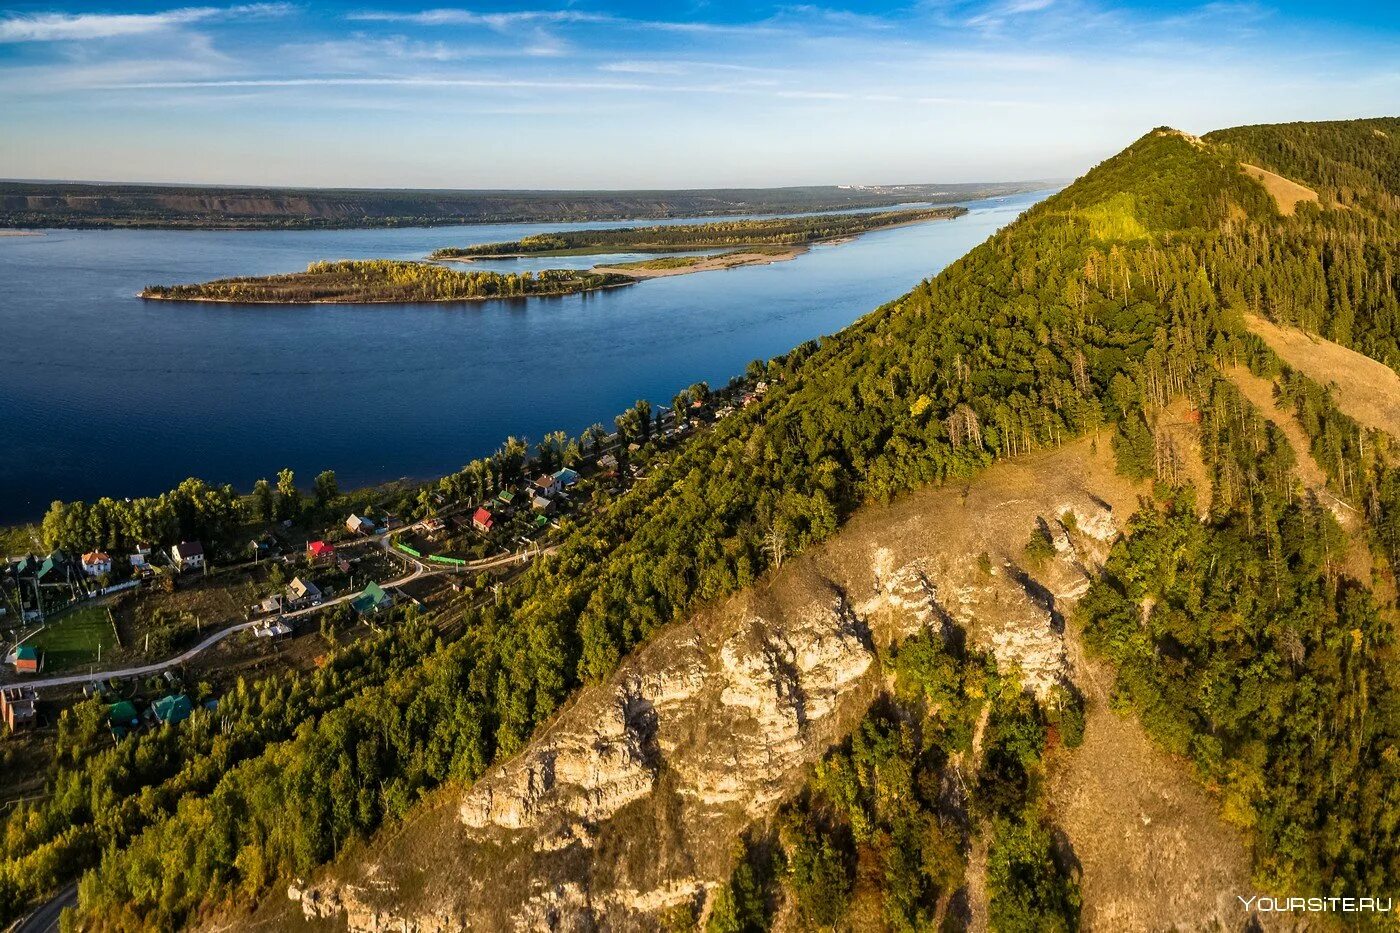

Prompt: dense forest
xmin=140 ymin=260 xmax=632 ymax=304
xmin=427 ymin=206 xmax=967 ymax=258
xmin=4 ymin=118 xmax=1399 ymax=929
xmin=0 ymin=181 xmax=1034 ymax=230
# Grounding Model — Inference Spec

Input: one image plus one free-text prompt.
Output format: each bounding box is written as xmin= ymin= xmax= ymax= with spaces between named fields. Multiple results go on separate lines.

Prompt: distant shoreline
xmin=0 ymin=230 xmax=42 ymax=237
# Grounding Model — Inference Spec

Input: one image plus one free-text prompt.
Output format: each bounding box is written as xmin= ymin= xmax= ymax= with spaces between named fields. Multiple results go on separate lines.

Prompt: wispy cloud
xmin=347 ymin=7 xmax=777 ymax=36
xmin=0 ymin=4 xmax=292 ymax=43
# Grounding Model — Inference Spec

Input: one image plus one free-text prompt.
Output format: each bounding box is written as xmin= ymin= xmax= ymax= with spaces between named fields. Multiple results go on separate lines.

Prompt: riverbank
xmin=0 ymin=230 xmax=42 ymax=237
xmin=593 ymin=246 xmax=805 ymax=278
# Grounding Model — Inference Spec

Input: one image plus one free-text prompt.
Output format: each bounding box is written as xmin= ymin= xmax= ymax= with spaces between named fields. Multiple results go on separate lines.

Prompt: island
xmin=140 ymin=260 xmax=634 ymax=304
xmin=138 ymin=206 xmax=969 ymax=305
xmin=428 ymin=205 xmax=967 ymax=260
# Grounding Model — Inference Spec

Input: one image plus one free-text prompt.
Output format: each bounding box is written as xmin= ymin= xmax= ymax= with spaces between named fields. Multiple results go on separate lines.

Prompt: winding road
xmin=7 ymin=520 xmax=538 ymax=692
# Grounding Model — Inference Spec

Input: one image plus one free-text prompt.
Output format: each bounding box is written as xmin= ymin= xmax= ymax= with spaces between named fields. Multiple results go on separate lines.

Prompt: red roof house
xmin=307 ymin=540 xmax=336 ymax=562
xmin=473 ymin=507 xmax=495 ymax=532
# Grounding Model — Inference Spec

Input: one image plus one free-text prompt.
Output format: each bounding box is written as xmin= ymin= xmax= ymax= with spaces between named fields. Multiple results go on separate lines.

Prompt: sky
xmin=0 ymin=0 xmax=1396 ymax=188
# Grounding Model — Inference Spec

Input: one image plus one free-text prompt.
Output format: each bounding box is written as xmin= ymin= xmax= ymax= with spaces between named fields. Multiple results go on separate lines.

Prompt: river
xmin=0 ymin=189 xmax=1050 ymax=523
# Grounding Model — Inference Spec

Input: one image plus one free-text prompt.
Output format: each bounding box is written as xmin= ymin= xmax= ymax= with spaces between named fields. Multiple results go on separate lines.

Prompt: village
xmin=0 ymin=374 xmax=768 ymax=784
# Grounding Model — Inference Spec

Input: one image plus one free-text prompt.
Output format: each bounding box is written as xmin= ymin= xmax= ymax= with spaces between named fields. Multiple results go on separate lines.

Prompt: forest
xmin=140 ymin=260 xmax=633 ymax=304
xmin=0 ymin=181 xmax=1030 ymax=230
xmin=2 ymin=118 xmax=1397 ymax=930
xmin=427 ymin=206 xmax=967 ymax=258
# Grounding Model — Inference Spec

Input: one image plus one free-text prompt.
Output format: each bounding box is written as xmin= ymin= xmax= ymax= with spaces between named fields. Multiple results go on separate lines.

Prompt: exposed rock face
xmin=289 ymin=443 xmax=1134 ymax=933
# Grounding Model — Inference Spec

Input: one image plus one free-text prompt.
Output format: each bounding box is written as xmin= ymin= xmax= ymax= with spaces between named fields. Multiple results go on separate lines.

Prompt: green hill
xmin=4 ymin=117 xmax=1399 ymax=930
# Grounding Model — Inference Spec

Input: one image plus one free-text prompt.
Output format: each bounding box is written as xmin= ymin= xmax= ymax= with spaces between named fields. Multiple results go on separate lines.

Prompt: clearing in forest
xmin=1244 ymin=313 xmax=1400 ymax=439
xmin=1239 ymin=163 xmax=1318 ymax=215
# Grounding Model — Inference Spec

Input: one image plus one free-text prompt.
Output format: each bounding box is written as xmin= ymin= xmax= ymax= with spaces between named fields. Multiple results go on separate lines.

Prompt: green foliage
xmin=41 ymin=477 xmax=239 ymax=556
xmin=428 ymin=207 xmax=966 ymax=258
xmin=143 ymin=260 xmax=632 ymax=304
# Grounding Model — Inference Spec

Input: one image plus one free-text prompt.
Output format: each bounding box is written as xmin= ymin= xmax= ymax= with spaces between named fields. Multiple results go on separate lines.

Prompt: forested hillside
xmin=4 ymin=118 xmax=1398 ymax=930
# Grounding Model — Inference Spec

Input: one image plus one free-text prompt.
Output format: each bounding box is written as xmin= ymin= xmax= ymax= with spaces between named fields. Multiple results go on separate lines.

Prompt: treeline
xmin=428 ymin=207 xmax=966 ymax=258
xmin=705 ymin=633 xmax=1080 ymax=931
xmin=38 ymin=477 xmax=240 ymax=557
xmin=141 ymin=261 xmax=632 ymax=304
xmin=36 ymin=122 xmax=1400 ymax=929
xmin=0 ymin=181 xmax=1029 ymax=231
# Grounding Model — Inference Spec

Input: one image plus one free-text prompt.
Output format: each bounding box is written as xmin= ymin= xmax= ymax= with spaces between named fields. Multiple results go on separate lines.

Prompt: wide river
xmin=0 ymin=189 xmax=1050 ymax=523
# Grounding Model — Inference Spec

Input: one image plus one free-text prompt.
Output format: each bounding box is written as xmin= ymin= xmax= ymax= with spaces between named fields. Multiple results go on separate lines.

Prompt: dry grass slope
xmin=1239 ymin=163 xmax=1319 ymax=216
xmin=1245 ymin=313 xmax=1400 ymax=439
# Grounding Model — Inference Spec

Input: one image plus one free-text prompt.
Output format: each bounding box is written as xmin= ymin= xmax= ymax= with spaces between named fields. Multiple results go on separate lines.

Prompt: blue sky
xmin=0 ymin=1 xmax=1395 ymax=187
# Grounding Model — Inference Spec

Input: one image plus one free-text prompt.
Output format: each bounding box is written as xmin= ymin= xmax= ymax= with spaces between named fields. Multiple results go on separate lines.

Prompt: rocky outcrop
xmin=289 ymin=442 xmax=1134 ymax=933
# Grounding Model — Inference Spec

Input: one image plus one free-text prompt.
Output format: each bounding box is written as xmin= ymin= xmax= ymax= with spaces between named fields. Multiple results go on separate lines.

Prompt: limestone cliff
xmin=286 ymin=441 xmax=1132 ymax=932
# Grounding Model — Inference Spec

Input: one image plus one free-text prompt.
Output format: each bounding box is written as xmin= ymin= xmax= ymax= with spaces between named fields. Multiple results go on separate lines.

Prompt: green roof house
xmin=350 ymin=581 xmax=394 ymax=615
xmin=151 ymin=694 xmax=193 ymax=725
xmin=9 ymin=645 xmax=41 ymax=674
xmin=496 ymin=489 xmax=516 ymax=505
xmin=108 ymin=700 xmax=140 ymax=731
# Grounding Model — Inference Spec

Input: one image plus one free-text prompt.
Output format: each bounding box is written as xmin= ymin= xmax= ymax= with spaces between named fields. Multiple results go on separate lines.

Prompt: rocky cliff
xmin=286 ymin=440 xmax=1132 ymax=932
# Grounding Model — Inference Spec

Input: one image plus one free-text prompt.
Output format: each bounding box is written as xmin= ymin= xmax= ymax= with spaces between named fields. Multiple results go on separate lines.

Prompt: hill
xmin=4 ymin=117 xmax=1399 ymax=931
xmin=0 ymin=180 xmax=1039 ymax=230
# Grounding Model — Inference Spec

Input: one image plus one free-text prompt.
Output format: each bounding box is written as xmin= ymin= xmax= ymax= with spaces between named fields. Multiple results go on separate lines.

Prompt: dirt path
xmin=1245 ymin=313 xmax=1400 ymax=438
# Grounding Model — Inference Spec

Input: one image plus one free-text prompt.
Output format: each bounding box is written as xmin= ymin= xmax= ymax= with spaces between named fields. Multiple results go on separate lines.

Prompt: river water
xmin=0 ymin=189 xmax=1050 ymax=522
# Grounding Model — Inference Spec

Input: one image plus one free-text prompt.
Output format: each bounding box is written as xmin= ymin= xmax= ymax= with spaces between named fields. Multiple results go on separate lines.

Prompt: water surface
xmin=0 ymin=190 xmax=1048 ymax=522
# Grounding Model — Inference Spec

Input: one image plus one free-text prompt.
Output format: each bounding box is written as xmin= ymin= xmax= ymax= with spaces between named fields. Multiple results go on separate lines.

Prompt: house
xmin=307 ymin=540 xmax=336 ymax=563
xmin=531 ymin=495 xmax=555 ymax=515
xmin=256 ymin=594 xmax=284 ymax=615
xmin=253 ymin=620 xmax=292 ymax=639
xmin=533 ymin=474 xmax=561 ymax=498
xmin=495 ymin=489 xmax=516 ymax=507
xmin=553 ymin=467 xmax=580 ymax=488
xmin=597 ymin=453 xmax=619 ymax=472
xmin=37 ymin=550 xmax=71 ymax=585
xmin=345 ymin=514 xmax=375 ymax=535
xmin=8 ymin=645 xmax=41 ymax=675
xmin=422 ymin=517 xmax=446 ymax=535
xmin=350 ymin=581 xmax=394 ymax=615
xmin=0 ymin=685 xmax=37 ymax=731
xmin=472 ymin=507 xmax=495 ymax=532
xmin=151 ymin=694 xmax=193 ymax=726
xmin=81 ymin=551 xmax=112 ymax=577
xmin=130 ymin=544 xmax=152 ymax=569
xmin=108 ymin=700 xmax=140 ymax=736
xmin=171 ymin=541 xmax=204 ymax=570
xmin=286 ymin=576 xmax=322 ymax=606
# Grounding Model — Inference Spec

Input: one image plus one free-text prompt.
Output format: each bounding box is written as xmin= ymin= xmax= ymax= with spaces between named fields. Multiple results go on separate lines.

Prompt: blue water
xmin=0 ymin=190 xmax=1048 ymax=522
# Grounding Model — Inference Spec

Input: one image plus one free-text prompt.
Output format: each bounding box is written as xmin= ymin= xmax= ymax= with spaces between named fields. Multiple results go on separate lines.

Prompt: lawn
xmin=29 ymin=604 xmax=117 ymax=671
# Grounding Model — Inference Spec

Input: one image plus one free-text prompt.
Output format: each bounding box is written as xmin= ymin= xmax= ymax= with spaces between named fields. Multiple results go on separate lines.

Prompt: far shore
xmin=0 ymin=230 xmax=43 ymax=237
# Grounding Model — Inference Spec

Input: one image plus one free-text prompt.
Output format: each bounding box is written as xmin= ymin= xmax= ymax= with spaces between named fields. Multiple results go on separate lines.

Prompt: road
xmin=10 ymin=883 xmax=75 ymax=933
xmin=10 ymin=523 xmax=547 ymax=691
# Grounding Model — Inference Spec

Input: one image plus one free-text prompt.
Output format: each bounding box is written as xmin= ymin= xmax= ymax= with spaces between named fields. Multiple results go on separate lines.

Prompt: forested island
xmin=429 ymin=205 xmax=965 ymax=258
xmin=140 ymin=260 xmax=633 ymax=304
xmin=139 ymin=206 xmax=967 ymax=304
xmin=0 ymin=181 xmax=1031 ymax=230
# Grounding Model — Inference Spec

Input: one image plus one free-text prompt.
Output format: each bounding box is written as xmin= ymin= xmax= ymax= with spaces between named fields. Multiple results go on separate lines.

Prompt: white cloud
xmin=0 ymin=4 xmax=292 ymax=43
